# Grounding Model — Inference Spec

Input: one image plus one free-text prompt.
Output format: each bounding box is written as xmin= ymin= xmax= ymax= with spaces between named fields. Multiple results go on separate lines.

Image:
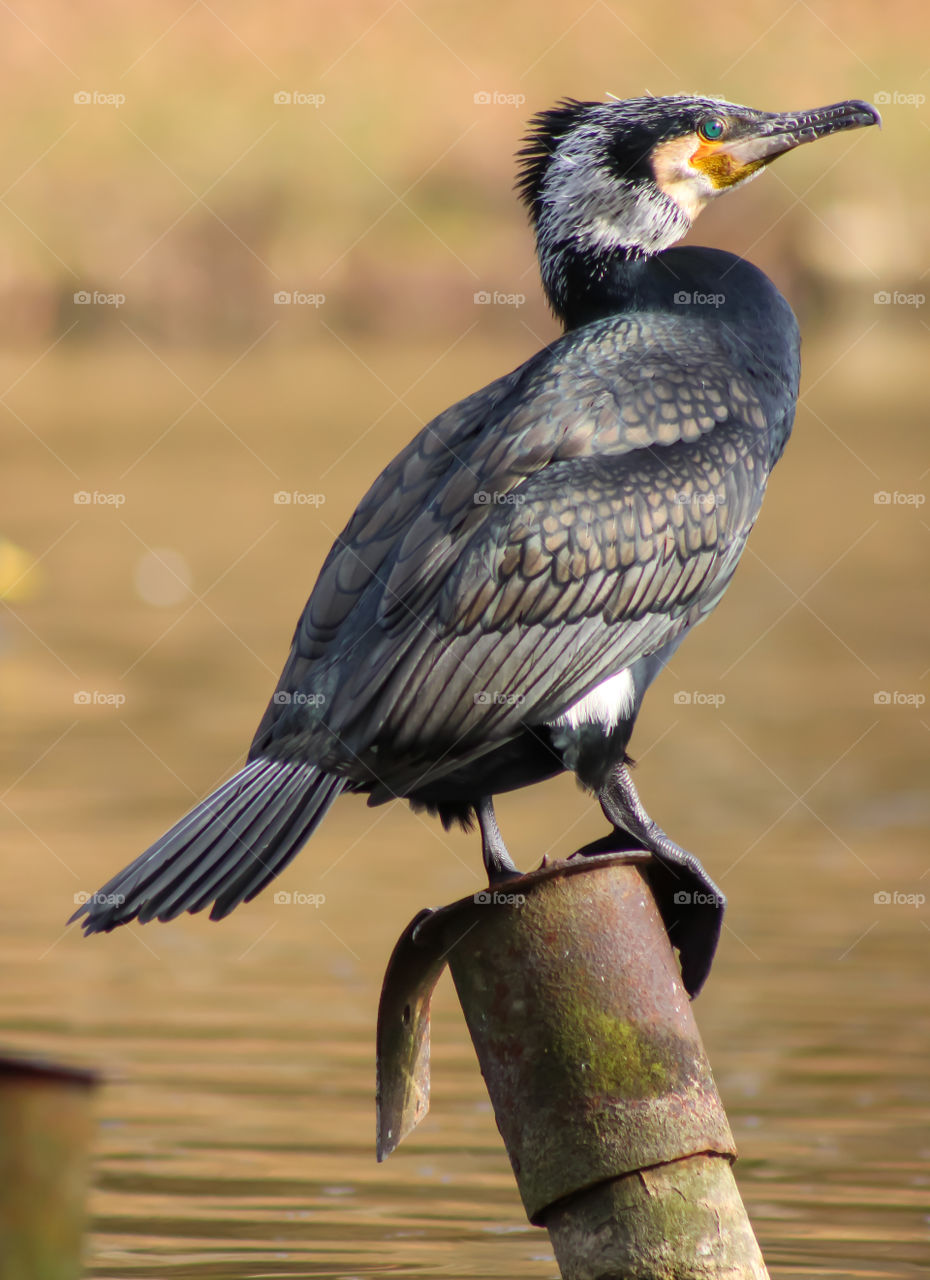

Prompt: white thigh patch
xmin=548 ymin=668 xmax=636 ymax=732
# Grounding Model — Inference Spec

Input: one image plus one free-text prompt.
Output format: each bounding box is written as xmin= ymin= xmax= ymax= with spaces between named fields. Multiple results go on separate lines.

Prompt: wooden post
xmin=0 ymin=1055 xmax=98 ymax=1280
xmin=377 ymin=854 xmax=769 ymax=1279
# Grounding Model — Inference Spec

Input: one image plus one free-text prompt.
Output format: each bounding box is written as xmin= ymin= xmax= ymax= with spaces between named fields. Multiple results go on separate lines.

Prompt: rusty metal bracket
xmin=376 ymin=851 xmax=771 ymax=1276
xmin=375 ymin=850 xmax=736 ymax=1220
xmin=375 ymin=857 xmax=653 ymax=1161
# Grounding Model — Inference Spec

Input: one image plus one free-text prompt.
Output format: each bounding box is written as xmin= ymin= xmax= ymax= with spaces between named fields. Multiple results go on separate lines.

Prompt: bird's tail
xmin=70 ymin=758 xmax=346 ymax=934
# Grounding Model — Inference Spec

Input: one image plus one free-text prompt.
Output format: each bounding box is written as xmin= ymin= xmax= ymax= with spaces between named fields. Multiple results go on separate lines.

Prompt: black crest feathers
xmin=515 ymin=99 xmax=598 ymax=219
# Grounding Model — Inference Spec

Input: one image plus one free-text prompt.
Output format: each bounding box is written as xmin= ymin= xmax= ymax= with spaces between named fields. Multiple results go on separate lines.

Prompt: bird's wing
xmin=253 ymin=314 xmax=788 ymax=777
xmin=327 ymin=435 xmax=765 ymax=765
xmin=293 ymin=361 xmax=533 ymax=660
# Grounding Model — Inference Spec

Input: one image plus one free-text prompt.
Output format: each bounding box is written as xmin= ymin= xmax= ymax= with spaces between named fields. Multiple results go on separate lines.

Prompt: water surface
xmin=1 ymin=333 xmax=927 ymax=1277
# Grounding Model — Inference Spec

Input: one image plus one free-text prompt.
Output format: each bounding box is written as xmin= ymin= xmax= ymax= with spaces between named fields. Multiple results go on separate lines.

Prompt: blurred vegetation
xmin=0 ymin=0 xmax=925 ymax=347
xmin=0 ymin=2 xmax=926 ymax=801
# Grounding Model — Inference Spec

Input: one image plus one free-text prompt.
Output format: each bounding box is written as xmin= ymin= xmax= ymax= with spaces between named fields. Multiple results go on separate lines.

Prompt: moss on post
xmin=376 ymin=853 xmax=769 ymax=1278
xmin=546 ymin=1154 xmax=769 ymax=1280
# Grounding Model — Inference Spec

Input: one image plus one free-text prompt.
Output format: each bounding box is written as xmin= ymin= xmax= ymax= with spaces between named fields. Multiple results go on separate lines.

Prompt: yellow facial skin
xmin=650 ymin=133 xmax=767 ymax=221
xmin=690 ymin=142 xmax=766 ymax=189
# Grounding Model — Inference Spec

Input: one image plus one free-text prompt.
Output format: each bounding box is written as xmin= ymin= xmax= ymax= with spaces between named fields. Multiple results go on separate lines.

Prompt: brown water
xmin=1 ymin=330 xmax=928 ymax=1277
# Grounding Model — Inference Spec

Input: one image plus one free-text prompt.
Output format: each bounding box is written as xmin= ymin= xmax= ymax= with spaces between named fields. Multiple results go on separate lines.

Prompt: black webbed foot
xmin=587 ymin=763 xmax=725 ymax=998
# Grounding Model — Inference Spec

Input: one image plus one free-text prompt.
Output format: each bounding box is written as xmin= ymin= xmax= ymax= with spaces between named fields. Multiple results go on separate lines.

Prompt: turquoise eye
xmin=698 ymin=117 xmax=725 ymax=141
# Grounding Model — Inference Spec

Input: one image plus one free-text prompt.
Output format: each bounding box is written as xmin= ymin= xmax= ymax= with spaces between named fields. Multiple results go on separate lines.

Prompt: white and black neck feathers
xmin=516 ymin=93 xmax=880 ymax=331
xmin=517 ymin=99 xmax=698 ymax=328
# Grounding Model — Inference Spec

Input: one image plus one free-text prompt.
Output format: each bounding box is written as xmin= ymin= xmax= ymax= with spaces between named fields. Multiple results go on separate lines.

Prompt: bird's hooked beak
xmin=652 ymin=98 xmax=881 ymax=219
xmin=719 ymin=99 xmax=882 ymax=169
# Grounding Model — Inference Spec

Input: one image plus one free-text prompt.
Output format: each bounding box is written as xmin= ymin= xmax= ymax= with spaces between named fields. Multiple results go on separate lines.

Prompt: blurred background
xmin=1 ymin=2 xmax=927 ymax=1276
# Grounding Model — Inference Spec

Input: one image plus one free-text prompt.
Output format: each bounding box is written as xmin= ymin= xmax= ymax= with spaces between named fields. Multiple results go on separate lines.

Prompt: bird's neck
xmin=544 ymin=243 xmax=693 ymax=331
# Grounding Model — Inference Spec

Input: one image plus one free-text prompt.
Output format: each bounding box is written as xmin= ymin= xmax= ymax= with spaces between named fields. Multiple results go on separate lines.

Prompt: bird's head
xmin=517 ymin=94 xmax=880 ymax=319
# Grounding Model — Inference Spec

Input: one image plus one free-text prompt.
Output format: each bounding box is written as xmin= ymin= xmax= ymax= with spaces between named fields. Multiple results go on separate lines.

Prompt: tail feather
xmin=181 ymin=770 xmax=343 ymax=919
xmin=132 ymin=760 xmax=286 ymax=917
xmin=135 ymin=760 xmax=310 ymax=922
xmin=211 ymin=772 xmax=346 ymax=918
xmin=70 ymin=759 xmax=346 ymax=934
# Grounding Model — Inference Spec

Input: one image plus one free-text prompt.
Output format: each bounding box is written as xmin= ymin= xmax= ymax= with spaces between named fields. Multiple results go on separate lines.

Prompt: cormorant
xmin=72 ymin=94 xmax=879 ymax=996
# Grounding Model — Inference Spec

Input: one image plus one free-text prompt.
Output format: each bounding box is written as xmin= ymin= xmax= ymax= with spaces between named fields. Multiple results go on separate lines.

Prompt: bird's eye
xmin=698 ymin=117 xmax=726 ymax=141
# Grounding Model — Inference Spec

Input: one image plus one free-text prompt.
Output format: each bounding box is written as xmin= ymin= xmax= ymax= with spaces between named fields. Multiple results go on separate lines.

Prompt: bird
xmin=71 ymin=93 xmax=880 ymax=996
